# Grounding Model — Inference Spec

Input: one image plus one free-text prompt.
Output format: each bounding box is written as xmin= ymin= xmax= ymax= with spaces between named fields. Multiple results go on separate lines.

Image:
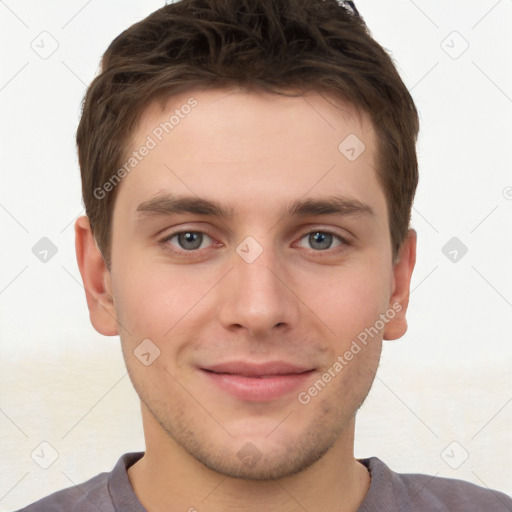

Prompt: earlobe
xmin=383 ymin=229 xmax=417 ymax=341
xmin=75 ymin=215 xmax=119 ymax=336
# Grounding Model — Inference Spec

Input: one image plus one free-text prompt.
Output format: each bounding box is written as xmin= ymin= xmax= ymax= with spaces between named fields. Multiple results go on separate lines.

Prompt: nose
xmin=217 ymin=239 xmax=300 ymax=338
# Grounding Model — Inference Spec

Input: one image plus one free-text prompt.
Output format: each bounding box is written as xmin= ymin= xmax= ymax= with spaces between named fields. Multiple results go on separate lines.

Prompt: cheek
xmin=303 ymin=258 xmax=391 ymax=344
xmin=111 ymin=260 xmax=212 ymax=342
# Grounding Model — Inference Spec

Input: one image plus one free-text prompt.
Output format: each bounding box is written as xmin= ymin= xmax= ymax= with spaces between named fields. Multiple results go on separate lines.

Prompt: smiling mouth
xmin=199 ymin=362 xmax=316 ymax=401
xmin=204 ymin=370 xmax=311 ymax=378
xmin=201 ymin=360 xmax=314 ymax=376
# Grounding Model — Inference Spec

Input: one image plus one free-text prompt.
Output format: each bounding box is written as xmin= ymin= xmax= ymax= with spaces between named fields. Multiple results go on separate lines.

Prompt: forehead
xmin=133 ymin=86 xmax=372 ymax=150
xmin=114 ymin=87 xmax=386 ymax=225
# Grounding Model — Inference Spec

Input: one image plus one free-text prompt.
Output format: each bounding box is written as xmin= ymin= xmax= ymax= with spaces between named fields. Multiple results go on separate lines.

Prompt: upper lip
xmin=201 ymin=361 xmax=314 ymax=377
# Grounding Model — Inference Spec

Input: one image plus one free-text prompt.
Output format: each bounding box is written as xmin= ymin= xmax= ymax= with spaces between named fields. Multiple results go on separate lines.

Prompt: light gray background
xmin=1 ymin=0 xmax=511 ymax=510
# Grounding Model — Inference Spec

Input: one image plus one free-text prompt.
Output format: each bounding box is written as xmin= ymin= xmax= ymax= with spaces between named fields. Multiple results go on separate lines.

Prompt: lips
xmin=200 ymin=361 xmax=316 ymax=401
xmin=203 ymin=361 xmax=313 ymax=377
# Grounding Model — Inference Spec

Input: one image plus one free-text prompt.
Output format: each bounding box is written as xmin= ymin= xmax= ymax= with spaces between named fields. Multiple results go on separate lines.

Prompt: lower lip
xmin=201 ymin=369 xmax=315 ymax=401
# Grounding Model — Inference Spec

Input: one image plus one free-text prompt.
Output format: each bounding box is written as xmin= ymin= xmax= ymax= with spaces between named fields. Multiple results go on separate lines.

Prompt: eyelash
xmin=158 ymin=228 xmax=350 ymax=257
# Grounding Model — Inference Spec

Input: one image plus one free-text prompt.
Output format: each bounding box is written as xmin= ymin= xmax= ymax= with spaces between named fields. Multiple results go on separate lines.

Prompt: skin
xmin=75 ymin=87 xmax=416 ymax=512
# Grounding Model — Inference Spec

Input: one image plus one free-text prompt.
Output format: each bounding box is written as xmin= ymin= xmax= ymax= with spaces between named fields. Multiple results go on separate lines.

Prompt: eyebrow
xmin=135 ymin=193 xmax=375 ymax=220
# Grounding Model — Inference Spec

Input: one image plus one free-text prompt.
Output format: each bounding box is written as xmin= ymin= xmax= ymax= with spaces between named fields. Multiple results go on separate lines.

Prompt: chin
xmin=191 ymin=440 xmax=333 ymax=481
xmin=162 ymin=408 xmax=344 ymax=481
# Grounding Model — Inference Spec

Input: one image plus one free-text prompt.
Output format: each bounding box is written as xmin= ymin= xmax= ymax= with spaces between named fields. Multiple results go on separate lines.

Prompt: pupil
xmin=179 ymin=232 xmax=202 ymax=250
xmin=310 ymin=232 xmax=332 ymax=250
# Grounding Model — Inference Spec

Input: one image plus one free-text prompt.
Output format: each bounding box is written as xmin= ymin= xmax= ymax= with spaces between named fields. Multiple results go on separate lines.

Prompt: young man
xmin=18 ymin=0 xmax=512 ymax=511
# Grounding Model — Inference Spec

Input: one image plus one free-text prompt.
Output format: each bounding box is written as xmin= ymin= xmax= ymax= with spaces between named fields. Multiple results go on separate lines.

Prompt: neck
xmin=128 ymin=410 xmax=370 ymax=512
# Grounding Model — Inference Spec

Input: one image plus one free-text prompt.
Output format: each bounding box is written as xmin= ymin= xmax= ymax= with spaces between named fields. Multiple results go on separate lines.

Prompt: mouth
xmin=199 ymin=361 xmax=316 ymax=401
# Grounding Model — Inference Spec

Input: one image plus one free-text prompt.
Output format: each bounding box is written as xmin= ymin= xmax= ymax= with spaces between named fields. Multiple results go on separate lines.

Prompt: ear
xmin=383 ymin=229 xmax=417 ymax=341
xmin=75 ymin=215 xmax=118 ymax=336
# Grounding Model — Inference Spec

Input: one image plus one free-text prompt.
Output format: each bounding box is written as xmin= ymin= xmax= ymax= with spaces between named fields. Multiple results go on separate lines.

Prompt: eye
xmin=163 ymin=231 xmax=214 ymax=252
xmin=296 ymin=230 xmax=346 ymax=251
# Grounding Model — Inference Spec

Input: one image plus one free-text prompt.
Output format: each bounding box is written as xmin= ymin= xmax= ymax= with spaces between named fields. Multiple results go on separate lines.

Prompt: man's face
xmin=91 ymin=88 xmax=414 ymax=479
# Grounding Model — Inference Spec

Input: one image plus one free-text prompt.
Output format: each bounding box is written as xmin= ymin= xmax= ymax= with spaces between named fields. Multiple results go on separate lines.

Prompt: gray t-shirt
xmin=16 ymin=452 xmax=512 ymax=511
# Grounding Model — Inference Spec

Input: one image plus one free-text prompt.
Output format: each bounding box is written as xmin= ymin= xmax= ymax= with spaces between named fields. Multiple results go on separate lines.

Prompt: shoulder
xmin=14 ymin=452 xmax=144 ymax=512
xmin=360 ymin=457 xmax=512 ymax=511
xmin=397 ymin=470 xmax=512 ymax=511
xmin=15 ymin=472 xmax=110 ymax=512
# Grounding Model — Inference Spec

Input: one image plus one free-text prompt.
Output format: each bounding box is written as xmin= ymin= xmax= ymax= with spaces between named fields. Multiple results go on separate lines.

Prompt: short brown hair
xmin=77 ymin=0 xmax=419 ymax=269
